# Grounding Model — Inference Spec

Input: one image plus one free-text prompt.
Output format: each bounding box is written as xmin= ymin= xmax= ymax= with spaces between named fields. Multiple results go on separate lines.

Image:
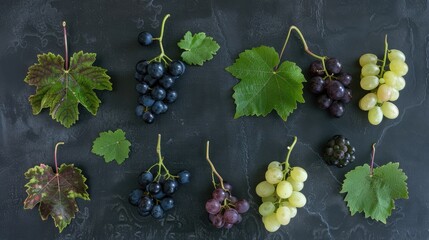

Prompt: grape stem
xmin=369 ymin=143 xmax=376 ymax=177
xmin=283 ymin=136 xmax=298 ymax=176
xmin=378 ymin=35 xmax=389 ymax=78
xmin=149 ymin=134 xmax=177 ymax=182
xmin=205 ymin=141 xmax=226 ymax=191
xmin=62 ymin=21 xmax=69 ymax=70
xmin=54 ymin=142 xmax=65 ymax=174
xmin=150 ymin=14 xmax=173 ymax=64
xmin=277 ymin=26 xmax=331 ymax=79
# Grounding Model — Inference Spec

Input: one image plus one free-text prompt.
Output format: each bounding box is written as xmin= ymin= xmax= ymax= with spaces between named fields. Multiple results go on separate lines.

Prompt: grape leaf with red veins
xmin=24 ymin=51 xmax=112 ymax=128
xmin=24 ymin=163 xmax=89 ymax=232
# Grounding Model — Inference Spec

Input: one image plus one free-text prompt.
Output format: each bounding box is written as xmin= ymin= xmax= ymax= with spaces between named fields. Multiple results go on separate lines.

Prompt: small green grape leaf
xmin=24 ymin=163 xmax=90 ymax=233
xmin=24 ymin=51 xmax=112 ymax=128
xmin=226 ymin=46 xmax=306 ymax=121
xmin=178 ymin=31 xmax=220 ymax=65
xmin=340 ymin=162 xmax=408 ymax=223
xmin=91 ymin=129 xmax=131 ymax=164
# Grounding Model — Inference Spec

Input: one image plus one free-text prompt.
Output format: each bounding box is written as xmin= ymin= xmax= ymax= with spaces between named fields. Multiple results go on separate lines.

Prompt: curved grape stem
xmin=283 ymin=136 xmax=298 ymax=177
xmin=277 ymin=26 xmax=331 ymax=78
xmin=62 ymin=21 xmax=69 ymax=70
xmin=205 ymin=141 xmax=226 ymax=191
xmin=370 ymin=143 xmax=376 ymax=177
xmin=152 ymin=134 xmax=177 ymax=182
xmin=378 ymin=35 xmax=389 ymax=78
xmin=149 ymin=14 xmax=173 ymax=65
xmin=54 ymin=142 xmax=65 ymax=174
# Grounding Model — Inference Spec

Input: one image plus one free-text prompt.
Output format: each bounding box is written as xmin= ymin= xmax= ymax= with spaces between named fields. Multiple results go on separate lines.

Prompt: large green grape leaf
xmin=178 ymin=31 xmax=220 ymax=66
xmin=340 ymin=162 xmax=408 ymax=223
xmin=24 ymin=163 xmax=90 ymax=232
xmin=91 ymin=129 xmax=131 ymax=164
xmin=226 ymin=46 xmax=306 ymax=121
xmin=24 ymin=51 xmax=112 ymax=128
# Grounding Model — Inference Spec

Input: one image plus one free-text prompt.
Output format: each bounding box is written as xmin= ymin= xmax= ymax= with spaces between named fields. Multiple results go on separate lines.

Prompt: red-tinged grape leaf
xmin=226 ymin=46 xmax=306 ymax=121
xmin=24 ymin=163 xmax=89 ymax=232
xmin=24 ymin=51 xmax=112 ymax=128
xmin=91 ymin=129 xmax=131 ymax=164
xmin=340 ymin=162 xmax=408 ymax=223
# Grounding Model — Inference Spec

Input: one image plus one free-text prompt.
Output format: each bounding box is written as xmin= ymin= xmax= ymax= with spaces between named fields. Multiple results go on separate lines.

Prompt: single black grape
xmin=326 ymin=58 xmax=342 ymax=74
xmin=143 ymin=75 xmax=158 ymax=87
xmin=326 ymin=80 xmax=345 ymax=100
xmin=135 ymin=105 xmax=144 ymax=118
xmin=163 ymin=179 xmax=179 ymax=195
xmin=337 ymin=73 xmax=352 ymax=86
xmin=168 ymin=60 xmax=186 ymax=76
xmin=165 ymin=90 xmax=178 ymax=103
xmin=151 ymin=101 xmax=165 ymax=115
xmin=177 ymin=170 xmax=190 ymax=184
xmin=138 ymin=171 xmax=154 ymax=187
xmin=138 ymin=32 xmax=153 ymax=46
xmin=153 ymin=190 xmax=166 ymax=200
xmin=148 ymin=182 xmax=161 ymax=194
xmin=341 ymin=88 xmax=352 ymax=104
xmin=317 ymin=94 xmax=332 ymax=109
xmin=139 ymin=196 xmax=155 ymax=212
xmin=329 ymin=101 xmax=345 ymax=117
xmin=159 ymin=75 xmax=175 ymax=89
xmin=136 ymin=60 xmax=149 ymax=74
xmin=151 ymin=86 xmax=166 ymax=101
xmin=309 ymin=60 xmax=324 ymax=76
xmin=147 ymin=62 xmax=165 ymax=79
xmin=309 ymin=76 xmax=325 ymax=94
xmin=136 ymin=83 xmax=149 ymax=94
xmin=151 ymin=205 xmax=164 ymax=219
xmin=128 ymin=189 xmax=144 ymax=206
xmin=142 ymin=111 xmax=155 ymax=124
xmin=160 ymin=197 xmax=174 ymax=211
xmin=139 ymin=95 xmax=155 ymax=107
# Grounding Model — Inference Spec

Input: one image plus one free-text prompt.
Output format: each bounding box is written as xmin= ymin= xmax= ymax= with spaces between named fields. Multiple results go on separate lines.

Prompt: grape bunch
xmin=323 ymin=135 xmax=355 ymax=168
xmin=205 ymin=142 xmax=250 ymax=229
xmin=134 ymin=14 xmax=185 ymax=124
xmin=308 ymin=58 xmax=353 ymax=117
xmin=255 ymin=137 xmax=308 ymax=232
xmin=128 ymin=134 xmax=190 ymax=219
xmin=358 ymin=42 xmax=407 ymax=125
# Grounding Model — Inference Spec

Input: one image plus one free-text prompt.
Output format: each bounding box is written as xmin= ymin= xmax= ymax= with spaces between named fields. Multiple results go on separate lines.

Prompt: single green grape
xmin=388 ymin=49 xmax=406 ymax=62
xmin=359 ymin=53 xmax=378 ymax=67
xmin=368 ymin=106 xmax=383 ymax=125
xmin=259 ymin=201 xmax=276 ymax=216
xmin=359 ymin=93 xmax=378 ymax=111
xmin=381 ymin=102 xmax=399 ymax=119
xmin=256 ymin=181 xmax=275 ymax=197
xmin=361 ymin=63 xmax=380 ymax=77
xmin=390 ymin=60 xmax=408 ymax=76
xmin=360 ymin=76 xmax=380 ymax=90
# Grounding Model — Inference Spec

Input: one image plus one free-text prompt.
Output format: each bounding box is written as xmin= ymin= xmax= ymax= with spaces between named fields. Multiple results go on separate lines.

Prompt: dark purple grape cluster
xmin=308 ymin=58 xmax=352 ymax=117
xmin=205 ymin=182 xmax=250 ymax=229
xmin=323 ymin=135 xmax=355 ymax=168
xmin=128 ymin=170 xmax=190 ymax=219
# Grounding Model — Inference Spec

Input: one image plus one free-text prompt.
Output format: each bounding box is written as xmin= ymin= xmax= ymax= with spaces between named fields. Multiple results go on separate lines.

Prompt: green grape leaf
xmin=91 ymin=129 xmax=131 ymax=164
xmin=178 ymin=31 xmax=220 ymax=65
xmin=340 ymin=162 xmax=409 ymax=223
xmin=24 ymin=51 xmax=112 ymax=128
xmin=226 ymin=46 xmax=306 ymax=121
xmin=24 ymin=163 xmax=90 ymax=233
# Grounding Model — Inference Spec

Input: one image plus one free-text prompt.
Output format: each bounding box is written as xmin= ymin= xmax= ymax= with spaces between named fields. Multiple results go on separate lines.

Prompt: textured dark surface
xmin=0 ymin=0 xmax=428 ymax=239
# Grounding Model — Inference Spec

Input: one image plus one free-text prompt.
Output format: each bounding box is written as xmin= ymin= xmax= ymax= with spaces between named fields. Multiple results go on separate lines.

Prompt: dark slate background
xmin=0 ymin=0 xmax=428 ymax=239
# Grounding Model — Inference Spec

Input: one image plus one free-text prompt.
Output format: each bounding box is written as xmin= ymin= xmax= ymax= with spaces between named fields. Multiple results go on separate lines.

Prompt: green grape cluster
xmin=358 ymin=45 xmax=407 ymax=125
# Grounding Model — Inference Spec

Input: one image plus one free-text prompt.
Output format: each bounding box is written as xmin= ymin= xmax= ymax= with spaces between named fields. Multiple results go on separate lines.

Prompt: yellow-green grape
xmin=377 ymin=84 xmax=393 ymax=102
xmin=359 ymin=93 xmax=378 ymax=111
xmin=390 ymin=60 xmax=408 ymax=76
xmin=287 ymin=177 xmax=304 ymax=191
xmin=263 ymin=213 xmax=281 ymax=232
xmin=383 ymin=71 xmax=397 ymax=87
xmin=388 ymin=49 xmax=406 ymax=62
xmin=394 ymin=76 xmax=406 ymax=91
xmin=368 ymin=106 xmax=383 ymax=125
xmin=360 ymin=75 xmax=380 ymax=90
xmin=288 ymin=191 xmax=307 ymax=208
xmin=276 ymin=206 xmax=291 ymax=225
xmin=361 ymin=63 xmax=380 ymax=77
xmin=381 ymin=102 xmax=399 ymax=119
xmin=290 ymin=167 xmax=308 ymax=182
xmin=268 ymin=161 xmax=282 ymax=170
xmin=262 ymin=194 xmax=278 ymax=203
xmin=379 ymin=78 xmax=385 ymax=84
xmin=265 ymin=168 xmax=283 ymax=184
xmin=359 ymin=53 xmax=378 ymax=67
xmin=280 ymin=201 xmax=297 ymax=218
xmin=256 ymin=181 xmax=275 ymax=197
xmin=276 ymin=181 xmax=293 ymax=199
xmin=389 ymin=88 xmax=399 ymax=101
xmin=259 ymin=202 xmax=276 ymax=216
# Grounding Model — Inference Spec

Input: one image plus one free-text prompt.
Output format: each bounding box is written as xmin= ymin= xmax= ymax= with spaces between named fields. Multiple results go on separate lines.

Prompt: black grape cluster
xmin=205 ymin=182 xmax=250 ymax=229
xmin=308 ymin=58 xmax=352 ymax=117
xmin=134 ymin=32 xmax=185 ymax=124
xmin=323 ymin=135 xmax=355 ymax=168
xmin=128 ymin=170 xmax=191 ymax=219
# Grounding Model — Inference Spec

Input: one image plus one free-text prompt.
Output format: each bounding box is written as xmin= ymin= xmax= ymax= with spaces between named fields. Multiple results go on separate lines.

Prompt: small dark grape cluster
xmin=129 ymin=170 xmax=190 ymax=219
xmin=308 ymin=58 xmax=352 ymax=117
xmin=323 ymin=135 xmax=355 ymax=168
xmin=134 ymin=31 xmax=185 ymax=124
xmin=205 ymin=183 xmax=250 ymax=229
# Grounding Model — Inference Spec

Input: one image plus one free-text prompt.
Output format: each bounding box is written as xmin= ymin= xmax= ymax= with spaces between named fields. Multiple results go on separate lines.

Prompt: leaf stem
xmin=283 ymin=136 xmax=298 ymax=174
xmin=54 ymin=142 xmax=65 ymax=174
xmin=62 ymin=21 xmax=69 ymax=70
xmin=370 ymin=143 xmax=376 ymax=177
xmin=206 ymin=141 xmax=225 ymax=190
xmin=378 ymin=35 xmax=389 ymax=78
xmin=150 ymin=14 xmax=172 ymax=65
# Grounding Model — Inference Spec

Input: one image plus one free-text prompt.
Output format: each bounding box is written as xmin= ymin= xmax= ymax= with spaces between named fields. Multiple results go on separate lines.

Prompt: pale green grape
xmin=268 ymin=161 xmax=282 ymax=170
xmin=359 ymin=53 xmax=378 ymax=67
xmin=256 ymin=181 xmax=275 ymax=197
xmin=390 ymin=60 xmax=408 ymax=76
xmin=288 ymin=191 xmax=307 ymax=208
xmin=359 ymin=93 xmax=377 ymax=111
xmin=262 ymin=194 xmax=278 ymax=203
xmin=389 ymin=88 xmax=399 ymax=101
xmin=377 ymin=84 xmax=392 ymax=102
xmin=276 ymin=206 xmax=291 ymax=225
xmin=263 ymin=213 xmax=281 ymax=232
xmin=287 ymin=177 xmax=304 ymax=191
xmin=265 ymin=168 xmax=283 ymax=184
xmin=368 ymin=106 xmax=383 ymax=125
xmin=388 ymin=49 xmax=406 ymax=62
xmin=381 ymin=102 xmax=399 ymax=119
xmin=360 ymin=76 xmax=379 ymax=90
xmin=290 ymin=167 xmax=308 ymax=182
xmin=379 ymin=78 xmax=385 ymax=84
xmin=361 ymin=63 xmax=380 ymax=76
xmin=383 ymin=71 xmax=397 ymax=87
xmin=276 ymin=180 xmax=293 ymax=199
xmin=280 ymin=201 xmax=297 ymax=218
xmin=259 ymin=202 xmax=276 ymax=216
xmin=394 ymin=76 xmax=406 ymax=90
